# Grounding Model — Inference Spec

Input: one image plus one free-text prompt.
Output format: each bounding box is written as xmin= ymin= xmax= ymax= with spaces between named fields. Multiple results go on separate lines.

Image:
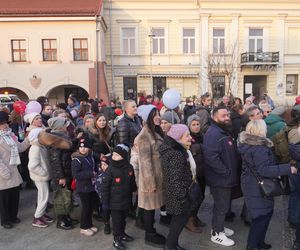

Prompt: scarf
xmin=0 ymin=128 xmax=21 ymax=166
xmin=187 ymin=149 xmax=196 ymax=180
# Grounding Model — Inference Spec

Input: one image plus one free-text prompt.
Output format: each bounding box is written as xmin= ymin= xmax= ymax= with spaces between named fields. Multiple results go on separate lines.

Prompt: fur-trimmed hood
xmin=238 ymin=131 xmax=273 ymax=148
xmin=38 ymin=129 xmax=72 ymax=150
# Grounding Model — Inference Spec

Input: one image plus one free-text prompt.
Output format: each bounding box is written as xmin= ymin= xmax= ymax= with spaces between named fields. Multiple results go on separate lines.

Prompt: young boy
xmin=101 ymin=144 xmax=137 ymax=250
xmin=94 ymin=155 xmax=111 ymax=234
xmin=71 ymin=136 xmax=98 ymax=236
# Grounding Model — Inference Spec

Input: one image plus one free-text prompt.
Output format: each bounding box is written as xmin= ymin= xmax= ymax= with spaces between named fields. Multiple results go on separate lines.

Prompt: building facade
xmin=104 ymin=0 xmax=300 ymax=104
xmin=0 ymin=0 xmax=109 ymax=104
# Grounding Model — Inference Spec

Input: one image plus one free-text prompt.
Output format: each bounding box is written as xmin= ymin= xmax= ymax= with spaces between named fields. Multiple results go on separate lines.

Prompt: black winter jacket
xmin=116 ymin=114 xmax=142 ymax=148
xmin=190 ymin=132 xmax=204 ymax=177
xmin=39 ymin=130 xmax=73 ymax=181
xmin=101 ymin=160 xmax=137 ymax=210
xmin=159 ymin=136 xmax=192 ymax=215
xmin=71 ymin=152 xmax=97 ymax=193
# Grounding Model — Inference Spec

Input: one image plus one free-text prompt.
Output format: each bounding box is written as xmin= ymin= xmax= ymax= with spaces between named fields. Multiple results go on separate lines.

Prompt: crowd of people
xmin=0 ymin=92 xmax=300 ymax=250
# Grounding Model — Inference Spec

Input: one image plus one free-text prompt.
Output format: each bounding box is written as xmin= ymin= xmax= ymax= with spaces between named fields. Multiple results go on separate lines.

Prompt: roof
xmin=0 ymin=0 xmax=102 ymax=17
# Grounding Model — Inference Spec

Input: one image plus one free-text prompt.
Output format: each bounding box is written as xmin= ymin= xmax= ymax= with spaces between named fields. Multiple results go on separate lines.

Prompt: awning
xmin=138 ymin=72 xmax=199 ymax=78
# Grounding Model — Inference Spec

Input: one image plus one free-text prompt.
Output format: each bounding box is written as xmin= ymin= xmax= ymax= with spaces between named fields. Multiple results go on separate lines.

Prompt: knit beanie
xmin=77 ymin=135 xmax=93 ymax=149
xmin=48 ymin=117 xmax=68 ymax=131
xmin=271 ymin=106 xmax=286 ymax=116
xmin=167 ymin=124 xmax=189 ymax=141
xmin=24 ymin=112 xmax=41 ymax=125
xmin=0 ymin=111 xmax=9 ymax=124
xmin=101 ymin=155 xmax=110 ymax=166
xmin=113 ymin=144 xmax=130 ymax=161
xmin=161 ymin=111 xmax=177 ymax=124
xmin=137 ymin=105 xmax=156 ymax=122
xmin=187 ymin=114 xmax=201 ymax=127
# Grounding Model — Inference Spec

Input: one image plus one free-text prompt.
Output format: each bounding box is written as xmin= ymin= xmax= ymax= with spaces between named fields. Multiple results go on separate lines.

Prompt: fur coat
xmin=134 ymin=126 xmax=165 ymax=210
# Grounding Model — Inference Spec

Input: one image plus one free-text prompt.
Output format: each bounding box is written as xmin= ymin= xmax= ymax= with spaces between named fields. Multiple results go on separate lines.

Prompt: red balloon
xmin=295 ymin=96 xmax=300 ymax=105
xmin=13 ymin=101 xmax=26 ymax=115
xmin=115 ymin=108 xmax=123 ymax=116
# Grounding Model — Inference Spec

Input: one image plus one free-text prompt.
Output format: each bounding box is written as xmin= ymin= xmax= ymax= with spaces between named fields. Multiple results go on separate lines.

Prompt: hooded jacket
xmin=265 ymin=113 xmax=286 ymax=139
xmin=238 ymin=131 xmax=291 ymax=219
xmin=39 ymin=129 xmax=73 ymax=181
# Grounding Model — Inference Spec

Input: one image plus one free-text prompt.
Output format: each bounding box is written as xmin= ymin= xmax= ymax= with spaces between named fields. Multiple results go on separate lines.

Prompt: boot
xmin=159 ymin=215 xmax=171 ymax=226
xmin=145 ymin=231 xmax=166 ymax=248
xmin=104 ymin=222 xmax=111 ymax=235
xmin=194 ymin=216 xmax=206 ymax=227
xmin=113 ymin=236 xmax=126 ymax=250
xmin=259 ymin=242 xmax=271 ymax=249
xmin=66 ymin=214 xmax=79 ymax=226
xmin=293 ymin=242 xmax=300 ymax=250
xmin=135 ymin=208 xmax=144 ymax=230
xmin=185 ymin=217 xmax=202 ymax=233
xmin=56 ymin=216 xmax=73 ymax=230
xmin=246 ymin=247 xmax=260 ymax=250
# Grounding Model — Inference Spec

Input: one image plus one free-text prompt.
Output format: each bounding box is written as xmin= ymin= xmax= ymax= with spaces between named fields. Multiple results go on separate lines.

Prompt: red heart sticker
xmin=228 ymin=140 xmax=233 ymax=146
xmin=115 ymin=178 xmax=121 ymax=183
xmin=129 ymin=171 xmax=133 ymax=176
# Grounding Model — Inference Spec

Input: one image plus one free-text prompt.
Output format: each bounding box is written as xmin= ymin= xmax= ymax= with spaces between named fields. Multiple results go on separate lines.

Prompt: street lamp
xmin=148 ymin=28 xmax=155 ymax=94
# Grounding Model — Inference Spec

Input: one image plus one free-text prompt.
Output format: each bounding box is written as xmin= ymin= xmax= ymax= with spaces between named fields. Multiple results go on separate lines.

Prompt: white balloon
xmin=162 ymin=89 xmax=181 ymax=110
xmin=25 ymin=101 xmax=42 ymax=114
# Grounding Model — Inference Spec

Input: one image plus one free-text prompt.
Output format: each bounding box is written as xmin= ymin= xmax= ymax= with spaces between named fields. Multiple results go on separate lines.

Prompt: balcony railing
xmin=241 ymin=52 xmax=279 ymax=64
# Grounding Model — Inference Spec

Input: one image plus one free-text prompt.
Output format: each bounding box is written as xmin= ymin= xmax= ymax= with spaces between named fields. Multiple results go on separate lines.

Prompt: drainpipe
xmin=95 ymin=16 xmax=100 ymax=100
xmin=109 ymin=0 xmax=115 ymax=97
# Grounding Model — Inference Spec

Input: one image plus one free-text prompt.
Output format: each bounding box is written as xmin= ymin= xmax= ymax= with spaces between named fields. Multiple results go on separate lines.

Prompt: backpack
xmin=272 ymin=127 xmax=292 ymax=164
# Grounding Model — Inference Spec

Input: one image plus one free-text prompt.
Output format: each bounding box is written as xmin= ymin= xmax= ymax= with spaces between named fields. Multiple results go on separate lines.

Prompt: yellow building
xmin=104 ymin=0 xmax=300 ymax=104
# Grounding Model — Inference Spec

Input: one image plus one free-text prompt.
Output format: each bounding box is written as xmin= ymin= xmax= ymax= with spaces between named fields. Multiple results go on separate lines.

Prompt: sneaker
xmin=104 ymin=223 xmax=111 ymax=234
xmin=80 ymin=228 xmax=95 ymax=236
xmin=224 ymin=227 xmax=234 ymax=237
xmin=42 ymin=214 xmax=54 ymax=223
xmin=32 ymin=218 xmax=48 ymax=228
xmin=211 ymin=231 xmax=235 ymax=246
xmin=56 ymin=220 xmax=73 ymax=230
xmin=90 ymin=226 xmax=98 ymax=233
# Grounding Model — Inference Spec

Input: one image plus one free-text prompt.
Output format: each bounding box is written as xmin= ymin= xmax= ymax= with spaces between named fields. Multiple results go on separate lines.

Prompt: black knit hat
xmin=0 ymin=111 xmax=9 ymax=124
xmin=77 ymin=136 xmax=93 ymax=149
xmin=113 ymin=144 xmax=129 ymax=160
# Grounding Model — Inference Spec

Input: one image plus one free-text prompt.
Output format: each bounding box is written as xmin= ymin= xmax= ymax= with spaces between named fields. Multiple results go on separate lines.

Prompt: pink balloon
xmin=25 ymin=101 xmax=42 ymax=114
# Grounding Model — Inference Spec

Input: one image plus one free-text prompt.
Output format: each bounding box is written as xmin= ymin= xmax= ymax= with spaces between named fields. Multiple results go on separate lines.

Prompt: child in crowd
xmin=71 ymin=136 xmax=98 ymax=236
xmin=101 ymin=144 xmax=137 ymax=250
xmin=94 ymin=155 xmax=111 ymax=235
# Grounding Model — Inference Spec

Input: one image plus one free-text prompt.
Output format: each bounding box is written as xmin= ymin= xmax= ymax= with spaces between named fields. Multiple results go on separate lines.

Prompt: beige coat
xmin=28 ymin=140 xmax=51 ymax=182
xmin=134 ymin=126 xmax=165 ymax=210
xmin=0 ymin=133 xmax=30 ymax=190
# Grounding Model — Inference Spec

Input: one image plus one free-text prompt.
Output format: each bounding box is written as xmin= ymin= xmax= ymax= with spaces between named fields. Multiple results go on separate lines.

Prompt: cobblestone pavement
xmin=0 ymin=188 xmax=295 ymax=250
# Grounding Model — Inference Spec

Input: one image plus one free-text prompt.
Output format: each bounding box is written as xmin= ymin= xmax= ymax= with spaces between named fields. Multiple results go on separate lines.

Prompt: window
xmin=42 ymin=39 xmax=57 ymax=61
xmin=11 ymin=39 xmax=27 ymax=62
xmin=183 ymin=28 xmax=195 ymax=54
xmin=249 ymin=28 xmax=263 ymax=53
xmin=212 ymin=76 xmax=225 ymax=99
xmin=213 ymin=28 xmax=225 ymax=54
xmin=286 ymin=74 xmax=298 ymax=96
xmin=121 ymin=27 xmax=136 ymax=55
xmin=73 ymin=38 xmax=88 ymax=61
xmin=152 ymin=28 xmax=165 ymax=54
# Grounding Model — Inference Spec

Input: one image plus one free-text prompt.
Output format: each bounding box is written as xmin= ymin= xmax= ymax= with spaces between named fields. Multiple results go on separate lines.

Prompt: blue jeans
xmin=288 ymin=175 xmax=300 ymax=224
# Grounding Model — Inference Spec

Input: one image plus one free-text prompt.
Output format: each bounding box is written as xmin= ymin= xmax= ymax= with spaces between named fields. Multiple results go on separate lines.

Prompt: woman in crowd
xmin=185 ymin=115 xmax=206 ymax=233
xmin=238 ymin=119 xmax=297 ymax=250
xmin=134 ymin=105 xmax=166 ymax=248
xmin=159 ymin=124 xmax=193 ymax=250
xmin=76 ymin=104 xmax=92 ymax=127
xmin=0 ymin=111 xmax=30 ymax=229
xmin=95 ymin=113 xmax=116 ymax=155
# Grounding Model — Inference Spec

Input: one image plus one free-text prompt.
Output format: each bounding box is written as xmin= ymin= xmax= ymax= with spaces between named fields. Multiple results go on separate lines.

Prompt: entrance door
xmin=123 ymin=77 xmax=137 ymax=101
xmin=244 ymin=76 xmax=267 ymax=102
xmin=153 ymin=77 xmax=166 ymax=99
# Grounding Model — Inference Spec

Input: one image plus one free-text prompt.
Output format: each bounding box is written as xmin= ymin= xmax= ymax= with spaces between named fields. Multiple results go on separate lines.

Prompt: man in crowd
xmin=202 ymin=107 xmax=239 ymax=247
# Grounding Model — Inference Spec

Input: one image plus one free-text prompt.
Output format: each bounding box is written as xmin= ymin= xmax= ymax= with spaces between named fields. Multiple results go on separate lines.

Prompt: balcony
xmin=240 ymin=52 xmax=279 ymax=71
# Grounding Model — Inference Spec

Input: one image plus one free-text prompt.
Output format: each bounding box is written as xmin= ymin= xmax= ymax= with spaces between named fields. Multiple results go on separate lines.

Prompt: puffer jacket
xmin=71 ymin=152 xmax=96 ymax=193
xmin=101 ymin=160 xmax=137 ymax=210
xmin=159 ymin=136 xmax=192 ymax=216
xmin=238 ymin=131 xmax=291 ymax=219
xmin=39 ymin=129 xmax=73 ymax=182
xmin=116 ymin=114 xmax=142 ymax=148
xmin=265 ymin=113 xmax=286 ymax=139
